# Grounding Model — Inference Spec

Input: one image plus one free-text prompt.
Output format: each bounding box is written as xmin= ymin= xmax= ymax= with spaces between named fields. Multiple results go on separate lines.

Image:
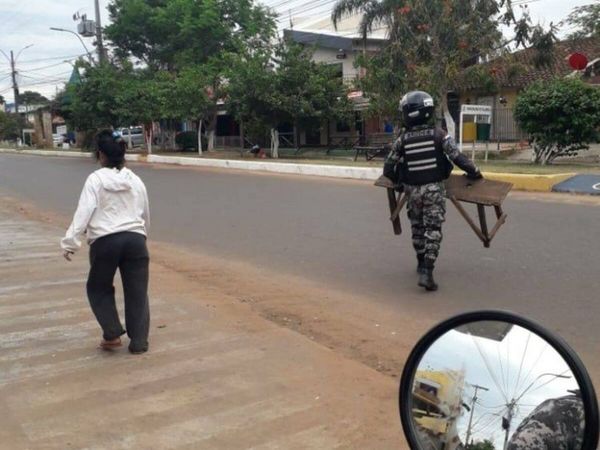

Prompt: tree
xmin=114 ymin=70 xmax=171 ymax=154
xmin=514 ymin=78 xmax=600 ymax=165
xmin=332 ymin=0 xmax=557 ymax=136
xmin=168 ymin=65 xmax=215 ymax=155
xmin=0 ymin=111 xmax=23 ymax=141
xmin=105 ymin=0 xmax=276 ymax=152
xmin=227 ymin=42 xmax=352 ymax=158
xmin=18 ymin=91 xmax=49 ymax=109
xmin=564 ymin=3 xmax=600 ymax=40
xmin=105 ymin=0 xmax=275 ymax=72
xmin=468 ymin=439 xmax=496 ymax=450
xmin=66 ymin=63 xmax=123 ymax=132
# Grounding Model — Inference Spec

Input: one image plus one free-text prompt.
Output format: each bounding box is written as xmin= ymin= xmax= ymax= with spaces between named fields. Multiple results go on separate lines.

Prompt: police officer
xmin=386 ymin=91 xmax=482 ymax=291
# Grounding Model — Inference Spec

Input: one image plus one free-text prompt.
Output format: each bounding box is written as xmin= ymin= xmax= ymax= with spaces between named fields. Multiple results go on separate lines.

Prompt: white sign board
xmin=461 ymin=105 xmax=492 ymax=116
xmin=459 ymin=105 xmax=493 ymax=158
xmin=56 ymin=125 xmax=67 ymax=135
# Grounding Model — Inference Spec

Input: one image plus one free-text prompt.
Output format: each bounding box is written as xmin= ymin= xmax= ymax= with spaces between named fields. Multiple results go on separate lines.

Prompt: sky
xmin=0 ymin=0 xmax=595 ymax=102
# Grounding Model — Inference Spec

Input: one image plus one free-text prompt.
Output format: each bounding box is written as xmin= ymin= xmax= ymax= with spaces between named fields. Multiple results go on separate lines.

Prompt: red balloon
xmin=569 ymin=53 xmax=589 ymax=71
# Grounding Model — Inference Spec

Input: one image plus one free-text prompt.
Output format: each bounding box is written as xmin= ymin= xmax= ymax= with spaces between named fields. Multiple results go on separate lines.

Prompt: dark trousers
xmin=87 ymin=232 xmax=150 ymax=352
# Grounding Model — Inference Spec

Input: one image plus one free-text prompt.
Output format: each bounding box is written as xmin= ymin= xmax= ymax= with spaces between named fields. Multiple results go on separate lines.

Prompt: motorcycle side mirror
xmin=399 ymin=311 xmax=599 ymax=450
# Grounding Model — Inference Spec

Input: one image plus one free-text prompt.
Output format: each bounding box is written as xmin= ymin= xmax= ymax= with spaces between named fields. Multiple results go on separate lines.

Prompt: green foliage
xmin=565 ymin=3 xmax=600 ymax=40
xmin=105 ymin=0 xmax=275 ymax=71
xmin=226 ymin=42 xmax=352 ymax=140
xmin=332 ymin=0 xmax=556 ymax=116
xmin=467 ymin=439 xmax=496 ymax=450
xmin=462 ymin=65 xmax=499 ymax=96
xmin=67 ymin=63 xmax=123 ymax=130
xmin=17 ymin=91 xmax=49 ymax=107
xmin=515 ymin=78 xmax=600 ymax=164
xmin=0 ymin=111 xmax=23 ymax=141
xmin=168 ymin=63 xmax=215 ymax=121
xmin=176 ymin=130 xmax=202 ymax=151
xmin=114 ymin=69 xmax=166 ymax=127
xmin=51 ymin=89 xmax=72 ymax=122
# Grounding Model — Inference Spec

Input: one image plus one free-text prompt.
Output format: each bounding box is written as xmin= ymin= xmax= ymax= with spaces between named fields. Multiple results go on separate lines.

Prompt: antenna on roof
xmin=289 ymin=9 xmax=293 ymax=30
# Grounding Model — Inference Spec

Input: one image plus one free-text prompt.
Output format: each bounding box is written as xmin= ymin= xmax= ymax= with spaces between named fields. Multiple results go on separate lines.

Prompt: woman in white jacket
xmin=62 ymin=130 xmax=151 ymax=354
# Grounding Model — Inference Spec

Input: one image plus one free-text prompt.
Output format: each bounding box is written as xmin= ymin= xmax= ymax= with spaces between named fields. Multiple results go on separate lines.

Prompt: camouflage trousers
xmin=404 ymin=182 xmax=446 ymax=266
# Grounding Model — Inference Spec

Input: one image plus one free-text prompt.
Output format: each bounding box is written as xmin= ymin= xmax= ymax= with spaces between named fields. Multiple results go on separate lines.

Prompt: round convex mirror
xmin=399 ymin=311 xmax=599 ymax=450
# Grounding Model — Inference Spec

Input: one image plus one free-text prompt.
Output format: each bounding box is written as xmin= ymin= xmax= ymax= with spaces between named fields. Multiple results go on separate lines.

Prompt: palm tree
xmin=330 ymin=0 xmax=552 ymax=138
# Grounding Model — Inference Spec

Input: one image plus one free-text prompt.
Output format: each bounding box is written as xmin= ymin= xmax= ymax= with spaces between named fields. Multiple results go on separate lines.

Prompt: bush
xmin=176 ymin=131 xmax=205 ymax=151
xmin=0 ymin=112 xmax=23 ymax=141
xmin=515 ymin=78 xmax=600 ymax=164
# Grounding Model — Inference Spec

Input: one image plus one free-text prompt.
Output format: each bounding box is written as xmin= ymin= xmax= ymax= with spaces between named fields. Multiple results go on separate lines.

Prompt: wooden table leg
xmin=494 ymin=205 xmax=503 ymax=219
xmin=387 ymin=188 xmax=402 ymax=235
xmin=477 ymin=204 xmax=490 ymax=248
xmin=488 ymin=213 xmax=507 ymax=242
xmin=391 ymin=193 xmax=408 ymax=221
xmin=450 ymin=197 xmax=487 ymax=245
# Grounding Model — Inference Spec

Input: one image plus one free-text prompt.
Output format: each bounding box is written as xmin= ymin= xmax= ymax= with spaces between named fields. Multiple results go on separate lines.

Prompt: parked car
xmin=119 ymin=127 xmax=145 ymax=148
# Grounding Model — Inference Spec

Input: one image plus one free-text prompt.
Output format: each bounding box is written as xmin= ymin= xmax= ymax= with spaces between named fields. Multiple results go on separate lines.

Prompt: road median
xmin=0 ymin=148 xmax=581 ymax=192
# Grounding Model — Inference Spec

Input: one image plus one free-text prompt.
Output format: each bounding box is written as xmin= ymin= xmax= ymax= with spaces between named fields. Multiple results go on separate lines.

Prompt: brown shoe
xmin=99 ymin=337 xmax=122 ymax=350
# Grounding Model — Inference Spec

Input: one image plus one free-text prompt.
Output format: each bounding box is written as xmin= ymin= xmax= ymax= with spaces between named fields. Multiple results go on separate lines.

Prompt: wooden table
xmin=375 ymin=174 xmax=513 ymax=248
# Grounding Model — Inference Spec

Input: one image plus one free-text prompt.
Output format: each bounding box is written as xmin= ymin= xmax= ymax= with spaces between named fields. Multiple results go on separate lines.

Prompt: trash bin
xmin=462 ymin=123 xmax=476 ymax=142
xmin=477 ymin=123 xmax=491 ymax=142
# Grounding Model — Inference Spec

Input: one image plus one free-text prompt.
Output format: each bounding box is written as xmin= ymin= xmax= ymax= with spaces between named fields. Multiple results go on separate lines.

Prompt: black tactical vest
xmin=399 ymin=127 xmax=452 ymax=185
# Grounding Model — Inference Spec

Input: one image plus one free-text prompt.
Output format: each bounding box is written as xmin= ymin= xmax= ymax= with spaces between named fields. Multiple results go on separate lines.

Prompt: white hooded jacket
xmin=61 ymin=167 xmax=150 ymax=253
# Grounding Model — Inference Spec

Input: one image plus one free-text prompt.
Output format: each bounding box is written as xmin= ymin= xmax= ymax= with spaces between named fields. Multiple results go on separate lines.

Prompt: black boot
xmin=418 ymin=262 xmax=438 ymax=291
xmin=417 ymin=254 xmax=426 ymax=274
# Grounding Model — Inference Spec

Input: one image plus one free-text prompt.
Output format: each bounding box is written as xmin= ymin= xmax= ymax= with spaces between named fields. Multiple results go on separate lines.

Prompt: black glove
xmin=465 ymin=169 xmax=483 ymax=180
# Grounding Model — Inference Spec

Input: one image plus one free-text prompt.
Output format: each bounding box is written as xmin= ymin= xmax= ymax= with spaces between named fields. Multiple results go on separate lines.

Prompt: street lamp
xmin=0 ymin=44 xmax=33 ymax=64
xmin=15 ymin=44 xmax=34 ymax=61
xmin=50 ymin=27 xmax=94 ymax=64
xmin=515 ymin=372 xmax=572 ymax=403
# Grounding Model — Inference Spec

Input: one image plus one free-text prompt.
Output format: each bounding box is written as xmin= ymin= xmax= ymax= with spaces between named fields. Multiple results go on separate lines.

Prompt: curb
xmin=0 ymin=148 xmax=93 ymax=158
xmin=0 ymin=148 xmax=579 ymax=192
xmin=126 ymin=154 xmax=383 ymax=181
xmin=483 ymin=172 xmax=576 ymax=192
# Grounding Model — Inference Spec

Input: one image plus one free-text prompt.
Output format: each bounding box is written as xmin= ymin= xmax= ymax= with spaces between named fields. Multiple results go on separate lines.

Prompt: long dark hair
xmin=96 ymin=130 xmax=126 ymax=169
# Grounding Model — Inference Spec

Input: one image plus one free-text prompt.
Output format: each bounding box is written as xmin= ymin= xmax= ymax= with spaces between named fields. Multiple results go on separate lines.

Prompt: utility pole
xmin=464 ymin=384 xmax=489 ymax=447
xmin=502 ymin=400 xmax=516 ymax=450
xmin=10 ymin=51 xmax=19 ymax=115
xmin=94 ymin=0 xmax=106 ymax=63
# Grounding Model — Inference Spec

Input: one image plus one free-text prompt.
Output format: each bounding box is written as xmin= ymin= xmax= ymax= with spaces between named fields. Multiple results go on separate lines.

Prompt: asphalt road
xmin=1 ymin=153 xmax=600 ymax=358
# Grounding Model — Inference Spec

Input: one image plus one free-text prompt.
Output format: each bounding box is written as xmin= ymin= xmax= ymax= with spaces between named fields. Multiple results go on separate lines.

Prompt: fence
xmin=490 ymin=107 xmax=528 ymax=142
xmin=214 ymin=136 xmax=243 ymax=149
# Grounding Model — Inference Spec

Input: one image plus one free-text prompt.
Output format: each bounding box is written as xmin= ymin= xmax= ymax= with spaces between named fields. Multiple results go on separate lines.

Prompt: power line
xmin=17 ymin=54 xmax=87 ymax=65
xmin=276 ymin=0 xmax=338 ymax=23
xmin=19 ymin=59 xmax=78 ymax=73
xmin=19 ymin=70 xmax=73 ymax=79
xmin=512 ymin=332 xmax=532 ymax=400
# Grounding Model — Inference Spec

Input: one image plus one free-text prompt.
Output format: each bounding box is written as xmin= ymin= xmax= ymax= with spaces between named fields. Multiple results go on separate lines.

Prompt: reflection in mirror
xmin=410 ymin=321 xmax=583 ymax=450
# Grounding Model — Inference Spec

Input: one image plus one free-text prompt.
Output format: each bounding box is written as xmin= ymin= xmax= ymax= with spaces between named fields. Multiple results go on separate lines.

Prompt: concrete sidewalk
xmin=0 ymin=206 xmax=403 ymax=449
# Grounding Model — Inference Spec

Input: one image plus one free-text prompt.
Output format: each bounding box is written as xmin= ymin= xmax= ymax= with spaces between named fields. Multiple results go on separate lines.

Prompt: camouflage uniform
xmin=507 ymin=393 xmax=585 ymax=450
xmin=388 ymin=130 xmax=466 ymax=267
xmin=404 ymin=183 xmax=446 ymax=266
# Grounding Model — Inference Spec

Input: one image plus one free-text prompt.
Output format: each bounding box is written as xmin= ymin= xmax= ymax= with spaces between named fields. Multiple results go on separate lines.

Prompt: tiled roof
xmin=459 ymin=36 xmax=600 ymax=91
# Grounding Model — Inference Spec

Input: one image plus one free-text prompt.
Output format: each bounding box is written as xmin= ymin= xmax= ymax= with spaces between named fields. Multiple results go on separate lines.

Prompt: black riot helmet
xmin=400 ymin=91 xmax=435 ymax=128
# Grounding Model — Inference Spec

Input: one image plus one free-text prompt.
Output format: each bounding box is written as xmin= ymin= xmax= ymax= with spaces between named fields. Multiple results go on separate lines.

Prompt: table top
xmin=375 ymin=175 xmax=513 ymax=206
